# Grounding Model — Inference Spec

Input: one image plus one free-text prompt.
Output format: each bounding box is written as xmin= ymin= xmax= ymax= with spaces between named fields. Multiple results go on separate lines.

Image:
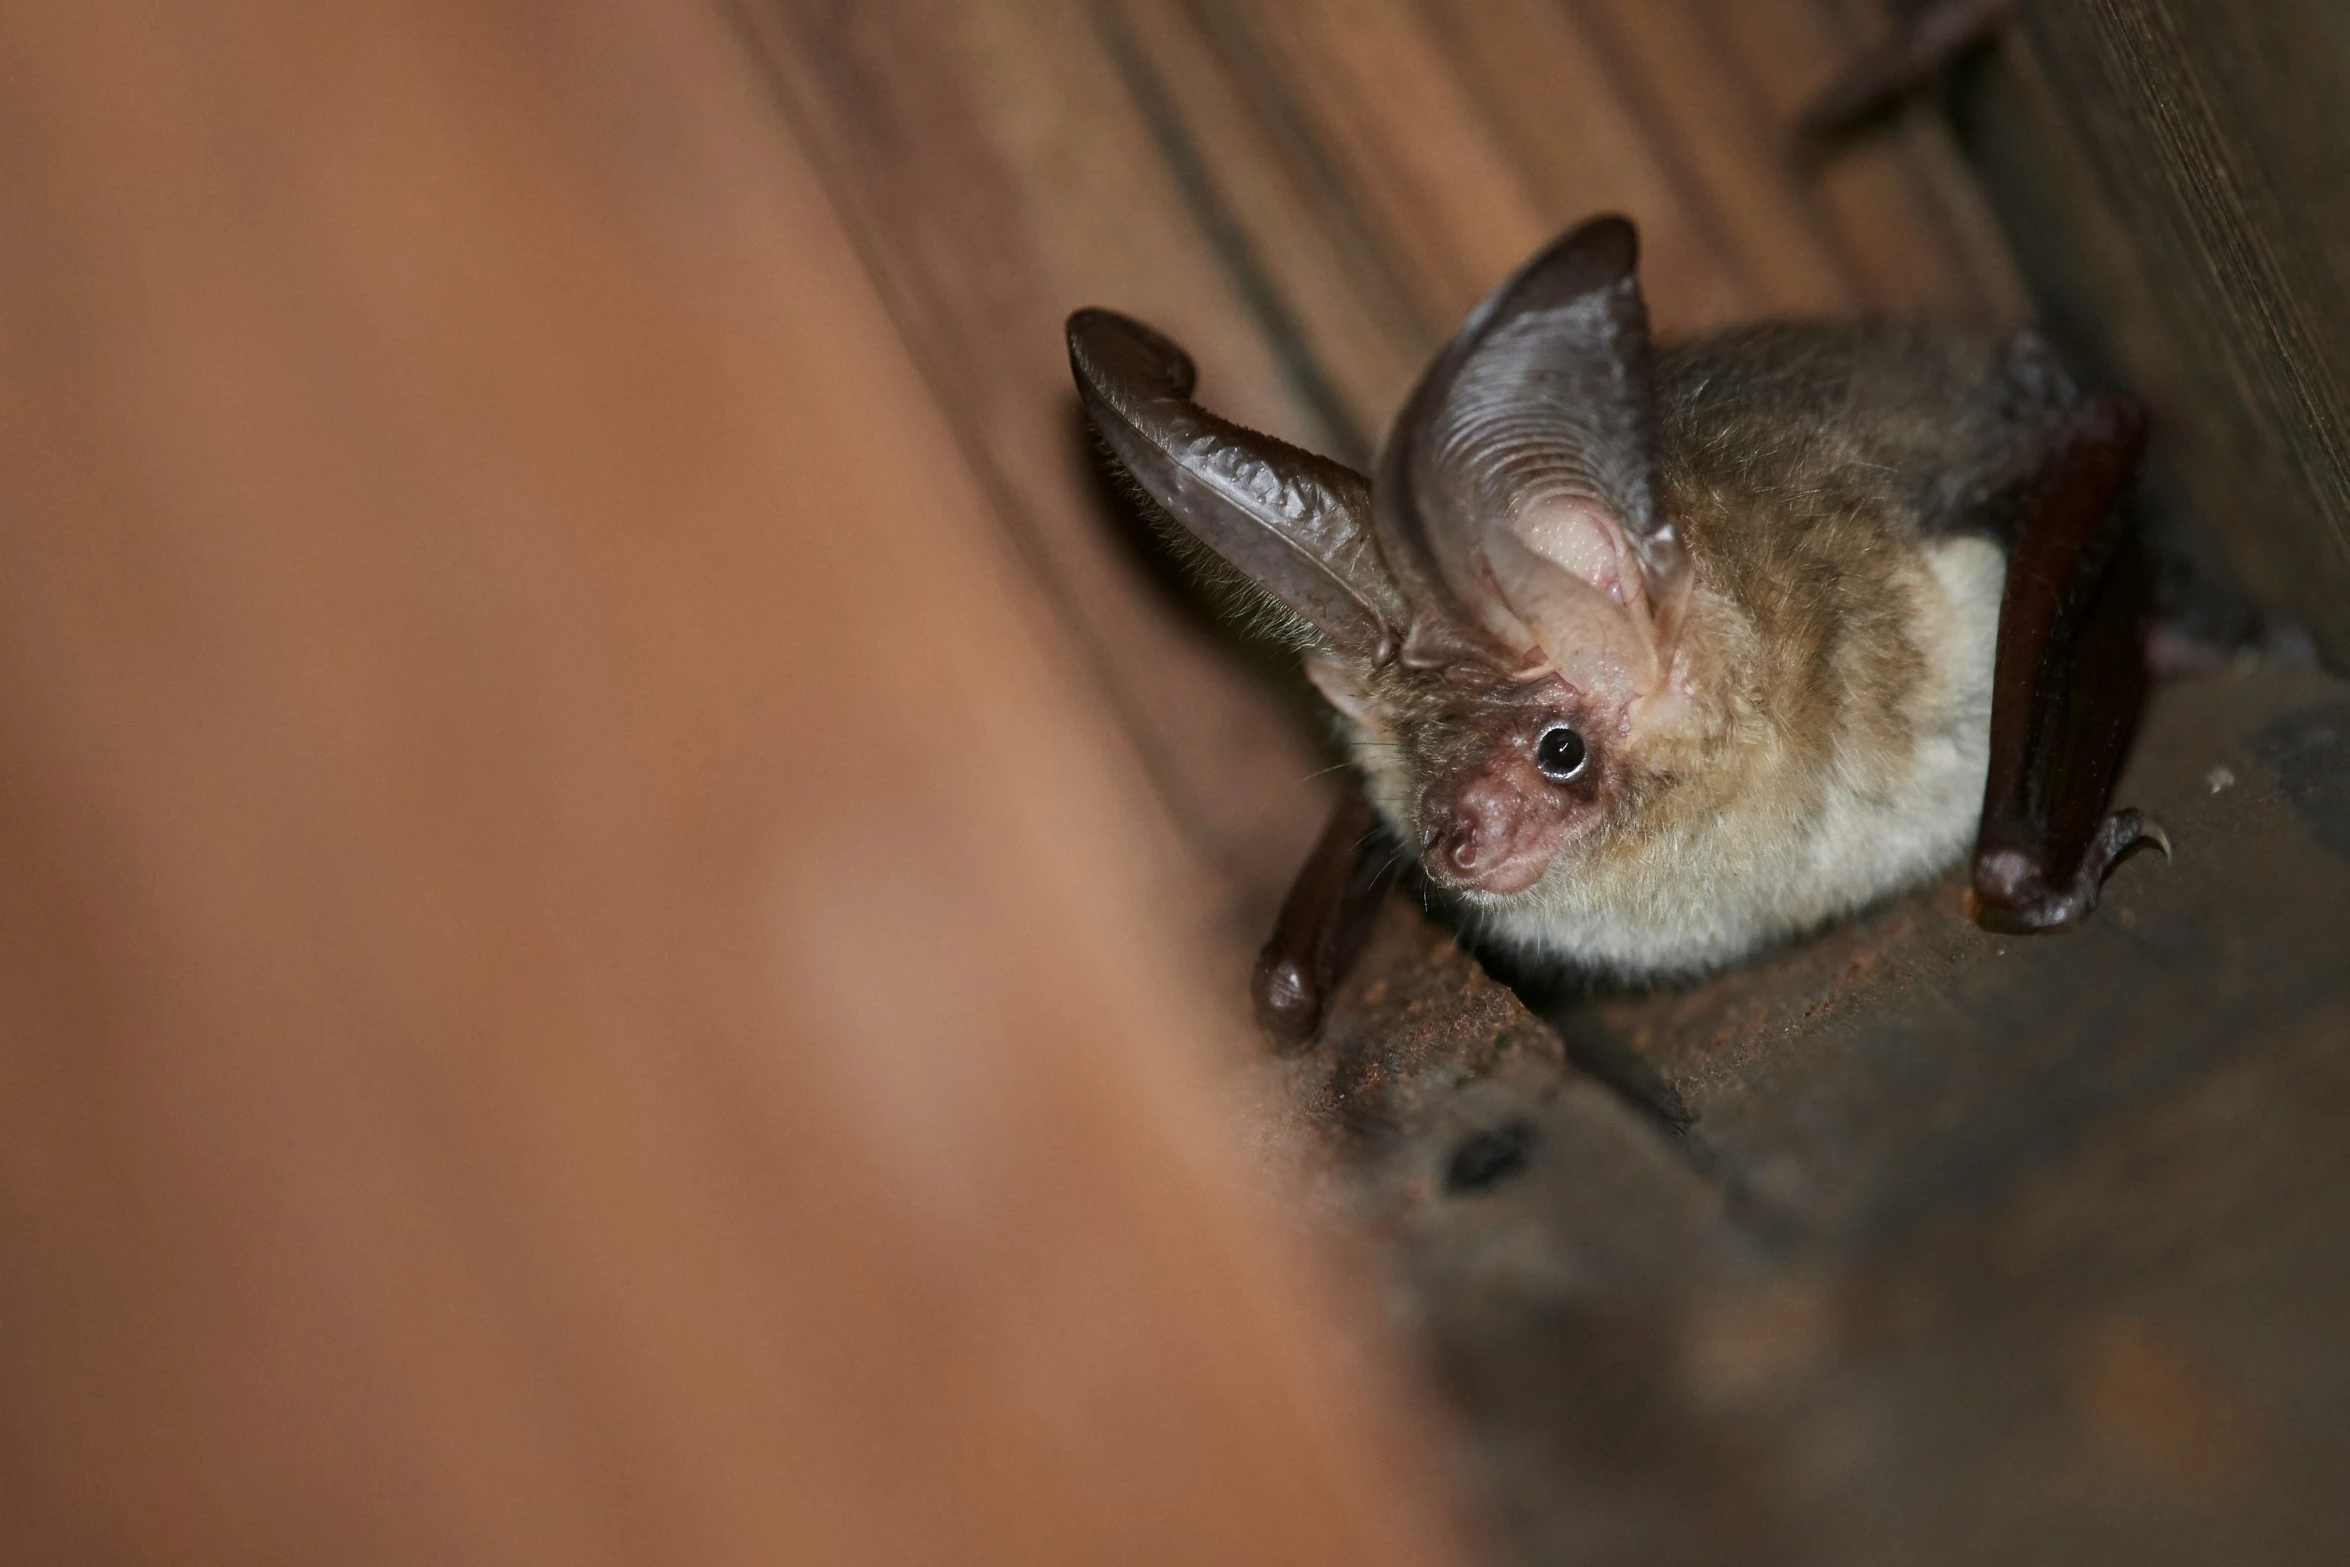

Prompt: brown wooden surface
xmin=1931 ymin=0 xmax=2350 ymax=666
xmin=0 ymin=4 xmax=1466 ymax=1562
xmin=1283 ymin=660 xmax=2350 ymax=1564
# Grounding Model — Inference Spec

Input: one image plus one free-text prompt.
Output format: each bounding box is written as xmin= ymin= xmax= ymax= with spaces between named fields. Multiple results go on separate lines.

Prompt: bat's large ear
xmin=1068 ymin=309 xmax=1405 ymax=659
xmin=1374 ymin=215 xmax=1690 ymax=697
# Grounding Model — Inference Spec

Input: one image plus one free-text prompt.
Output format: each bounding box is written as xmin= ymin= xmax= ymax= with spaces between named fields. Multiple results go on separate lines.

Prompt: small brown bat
xmin=1069 ymin=215 xmax=2160 ymax=1042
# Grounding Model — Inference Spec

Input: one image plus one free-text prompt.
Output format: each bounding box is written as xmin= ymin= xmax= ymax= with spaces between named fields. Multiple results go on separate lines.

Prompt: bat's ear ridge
xmin=1374 ymin=214 xmax=1691 ymax=684
xmin=1067 ymin=309 xmax=1405 ymax=658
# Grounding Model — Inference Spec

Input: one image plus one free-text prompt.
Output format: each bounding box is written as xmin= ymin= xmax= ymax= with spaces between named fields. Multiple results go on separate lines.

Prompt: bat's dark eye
xmin=1534 ymin=724 xmax=1588 ymax=782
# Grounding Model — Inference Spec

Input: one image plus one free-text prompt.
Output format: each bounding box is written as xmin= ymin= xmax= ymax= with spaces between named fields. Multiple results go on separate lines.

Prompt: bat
xmin=1068 ymin=214 xmax=2161 ymax=1045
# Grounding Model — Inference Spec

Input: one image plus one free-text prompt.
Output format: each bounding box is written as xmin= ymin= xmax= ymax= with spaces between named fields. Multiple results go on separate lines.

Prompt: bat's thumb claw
xmin=2139 ymin=818 xmax=2175 ymax=865
xmin=1252 ymin=951 xmax=1326 ymax=1051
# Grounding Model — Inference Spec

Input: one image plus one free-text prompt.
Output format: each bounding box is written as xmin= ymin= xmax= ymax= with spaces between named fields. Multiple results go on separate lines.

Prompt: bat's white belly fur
xmin=1469 ymin=535 xmax=2008 ymax=980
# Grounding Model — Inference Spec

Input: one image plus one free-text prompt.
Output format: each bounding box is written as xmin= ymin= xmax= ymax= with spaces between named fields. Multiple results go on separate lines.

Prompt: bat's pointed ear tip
xmin=1567 ymin=213 xmax=1640 ymax=276
xmin=1509 ymin=214 xmax=1642 ymax=305
xmin=1066 ymin=308 xmax=1197 ymax=399
xmin=1588 ymin=212 xmax=1638 ymax=248
xmin=1065 ymin=306 xmax=1134 ymax=359
xmin=1066 ymin=305 xmax=1142 ymax=343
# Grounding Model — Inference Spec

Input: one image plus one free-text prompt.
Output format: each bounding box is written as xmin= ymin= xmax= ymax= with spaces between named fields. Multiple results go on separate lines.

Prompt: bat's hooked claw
xmin=1967 ymin=807 xmax=2169 ymax=934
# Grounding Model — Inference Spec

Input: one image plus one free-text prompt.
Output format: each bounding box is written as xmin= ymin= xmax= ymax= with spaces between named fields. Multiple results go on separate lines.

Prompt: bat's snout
xmin=1418 ymin=783 xmax=1556 ymax=899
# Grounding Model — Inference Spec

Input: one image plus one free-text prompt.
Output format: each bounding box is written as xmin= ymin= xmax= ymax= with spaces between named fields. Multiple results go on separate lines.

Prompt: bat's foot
xmin=1798 ymin=0 xmax=2019 ymax=143
xmin=1966 ymin=808 xmax=2170 ymax=934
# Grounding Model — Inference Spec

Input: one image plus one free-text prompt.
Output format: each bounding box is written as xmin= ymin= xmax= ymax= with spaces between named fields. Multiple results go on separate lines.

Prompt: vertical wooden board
xmin=1959 ymin=20 xmax=2191 ymax=382
xmin=0 ymin=1 xmax=1470 ymax=1561
xmin=1238 ymin=0 xmax=1558 ymax=332
xmin=1410 ymin=0 xmax=1759 ymax=330
xmin=1712 ymin=0 xmax=2026 ymax=324
xmin=734 ymin=0 xmax=1340 ymax=940
xmin=1569 ymin=0 xmax=1862 ymax=316
xmin=1985 ymin=0 xmax=2350 ymax=664
xmin=1924 ymin=0 xmax=2350 ymax=657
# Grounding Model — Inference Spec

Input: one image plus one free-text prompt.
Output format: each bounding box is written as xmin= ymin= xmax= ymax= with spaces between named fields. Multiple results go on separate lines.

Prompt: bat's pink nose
xmin=1420 ymin=784 xmax=1550 ymax=897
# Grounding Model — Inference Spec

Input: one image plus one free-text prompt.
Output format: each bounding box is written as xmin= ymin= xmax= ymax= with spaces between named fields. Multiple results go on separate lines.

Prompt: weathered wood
xmin=733 ymin=0 xmax=1336 ymax=951
xmin=1287 ymin=659 xmax=2350 ymax=1564
xmin=1932 ymin=0 xmax=2350 ymax=665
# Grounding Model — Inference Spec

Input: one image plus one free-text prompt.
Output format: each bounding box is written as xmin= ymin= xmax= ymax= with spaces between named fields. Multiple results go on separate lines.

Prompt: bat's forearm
xmin=1969 ymin=396 xmax=2163 ymax=931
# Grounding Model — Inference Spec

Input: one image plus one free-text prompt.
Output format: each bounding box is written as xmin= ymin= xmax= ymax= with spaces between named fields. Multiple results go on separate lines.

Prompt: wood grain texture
xmin=1939 ymin=0 xmax=2350 ymax=664
xmin=0 ymin=4 xmax=1465 ymax=1561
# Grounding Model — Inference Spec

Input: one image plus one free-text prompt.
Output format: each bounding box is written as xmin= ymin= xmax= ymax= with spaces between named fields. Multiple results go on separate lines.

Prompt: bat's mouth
xmin=1425 ymin=861 xmax=1549 ymax=900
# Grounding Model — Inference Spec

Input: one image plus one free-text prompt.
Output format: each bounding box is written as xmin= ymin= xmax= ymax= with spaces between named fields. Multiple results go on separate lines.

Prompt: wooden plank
xmin=0 ymin=3 xmax=1467 ymax=1560
xmin=1098 ymin=0 xmax=1431 ymax=453
xmin=734 ymin=0 xmax=1342 ymax=949
xmin=1292 ymin=661 xmax=2350 ymax=1563
xmin=1949 ymin=0 xmax=2350 ymax=664
xmin=1570 ymin=0 xmax=1869 ymax=317
xmin=1411 ymin=0 xmax=1760 ymax=327
xmin=1228 ymin=0 xmax=1562 ymax=333
xmin=1722 ymin=0 xmax=2026 ymax=323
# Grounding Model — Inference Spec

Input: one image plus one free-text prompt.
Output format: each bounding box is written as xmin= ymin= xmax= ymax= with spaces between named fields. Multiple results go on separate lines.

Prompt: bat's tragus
xmin=1071 ymin=213 xmax=2159 ymax=1043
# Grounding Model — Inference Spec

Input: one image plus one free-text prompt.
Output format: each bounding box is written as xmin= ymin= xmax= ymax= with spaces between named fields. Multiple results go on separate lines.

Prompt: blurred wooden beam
xmin=0 ymin=3 xmax=1463 ymax=1561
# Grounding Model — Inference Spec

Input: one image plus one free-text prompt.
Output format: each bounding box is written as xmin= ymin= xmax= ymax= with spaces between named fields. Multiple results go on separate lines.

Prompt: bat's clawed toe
xmin=1966 ymin=808 xmax=2170 ymax=934
xmin=2083 ymin=807 xmax=2172 ymax=882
